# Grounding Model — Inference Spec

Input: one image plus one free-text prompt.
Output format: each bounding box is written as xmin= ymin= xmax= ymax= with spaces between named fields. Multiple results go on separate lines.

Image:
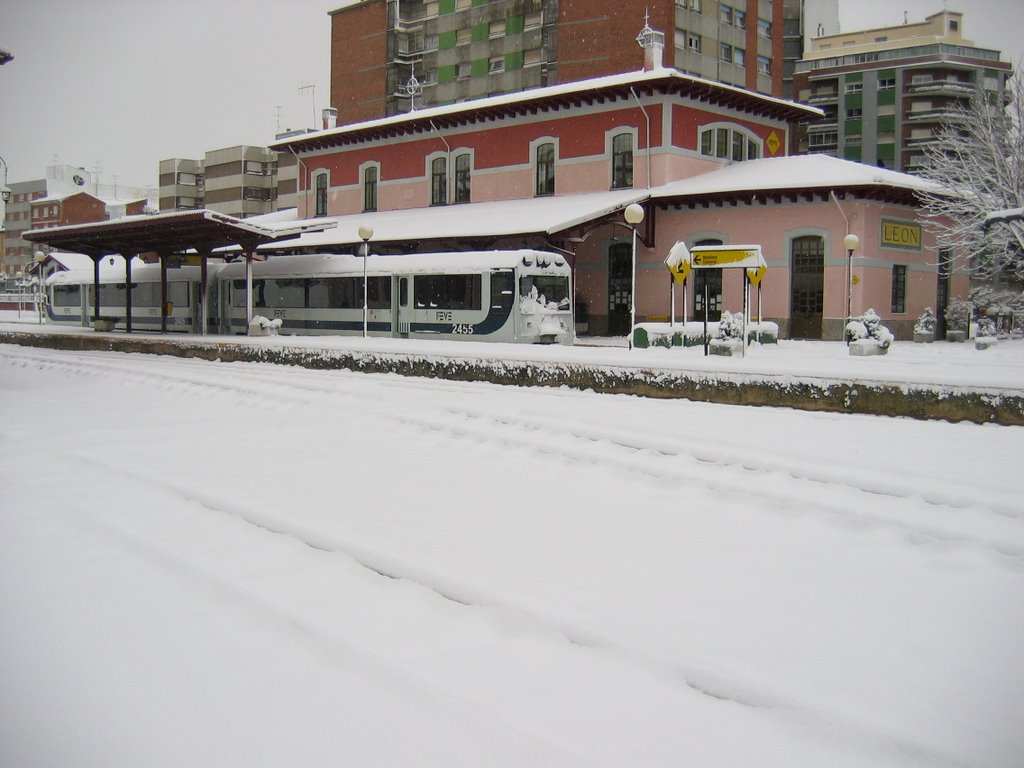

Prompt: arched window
xmin=612 ymin=133 xmax=633 ymax=189
xmin=699 ymin=124 xmax=762 ymax=161
xmin=314 ymin=171 xmax=329 ymax=217
xmin=363 ymin=165 xmax=378 ymax=212
xmin=535 ymin=142 xmax=555 ymax=196
xmin=431 ymin=157 xmax=447 ymax=206
xmin=454 ymin=154 xmax=471 ymax=203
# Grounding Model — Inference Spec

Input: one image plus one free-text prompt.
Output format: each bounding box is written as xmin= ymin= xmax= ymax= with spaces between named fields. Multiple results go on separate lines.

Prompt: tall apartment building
xmin=158 ymin=145 xmax=298 ymax=217
xmin=329 ymin=0 xmax=796 ymax=125
xmin=792 ymin=10 xmax=1012 ymax=172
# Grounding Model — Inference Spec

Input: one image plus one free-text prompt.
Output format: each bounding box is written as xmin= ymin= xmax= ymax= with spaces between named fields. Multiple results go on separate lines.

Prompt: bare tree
xmin=917 ymin=71 xmax=1024 ymax=279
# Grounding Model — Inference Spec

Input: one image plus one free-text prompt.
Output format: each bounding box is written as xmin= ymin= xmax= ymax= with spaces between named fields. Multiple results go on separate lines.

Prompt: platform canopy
xmin=23 ymin=208 xmax=335 ymax=257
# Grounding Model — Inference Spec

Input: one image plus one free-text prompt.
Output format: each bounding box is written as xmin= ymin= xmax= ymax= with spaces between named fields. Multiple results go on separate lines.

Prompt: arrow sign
xmin=690 ymin=247 xmax=764 ymax=270
xmin=746 ymin=265 xmax=767 ymax=285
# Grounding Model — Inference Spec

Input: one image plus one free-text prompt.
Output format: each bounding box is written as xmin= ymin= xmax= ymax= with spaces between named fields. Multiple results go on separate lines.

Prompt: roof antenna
xmin=298 ymin=82 xmax=316 ymax=130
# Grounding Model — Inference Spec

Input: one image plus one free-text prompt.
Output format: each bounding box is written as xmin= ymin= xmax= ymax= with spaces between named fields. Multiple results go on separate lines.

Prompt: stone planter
xmin=849 ymin=339 xmax=889 ymax=356
xmin=946 ymin=330 xmax=966 ymax=343
xmin=709 ymin=338 xmax=743 ymax=356
xmin=913 ymin=331 xmax=934 ymax=343
xmin=93 ymin=317 xmax=117 ymax=332
xmin=975 ymin=336 xmax=997 ymax=351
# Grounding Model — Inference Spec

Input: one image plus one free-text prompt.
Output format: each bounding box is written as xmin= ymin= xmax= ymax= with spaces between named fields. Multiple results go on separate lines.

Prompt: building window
xmin=891 ymin=265 xmax=907 ymax=313
xmin=243 ymin=187 xmax=271 ymax=201
xmin=878 ymin=77 xmax=896 ymax=90
xmin=489 ymin=57 xmax=504 ymax=73
xmin=611 ymin=133 xmax=633 ymax=189
xmin=688 ymin=32 xmax=701 ymax=52
xmin=536 ymin=142 xmax=555 ymax=196
xmin=720 ymin=5 xmax=732 ymax=24
xmin=431 ymin=157 xmax=447 ymax=205
xmin=757 ymin=56 xmax=771 ymax=75
xmin=846 ymin=107 xmax=863 ymax=118
xmin=733 ymin=47 xmax=745 ymax=67
xmin=734 ymin=9 xmax=745 ymax=28
xmin=363 ymin=165 xmax=378 ymax=212
xmin=177 ymin=172 xmax=200 ymax=186
xmin=687 ymin=0 xmax=702 ymax=11
xmin=758 ymin=19 xmax=771 ymax=37
xmin=845 ymin=82 xmax=863 ymax=93
xmin=244 ymin=160 xmax=268 ymax=175
xmin=720 ymin=43 xmax=732 ymax=63
xmin=699 ymin=124 xmax=761 ymax=161
xmin=457 ymin=62 xmax=471 ymax=79
xmin=454 ymin=154 xmax=471 ymax=203
xmin=314 ymin=171 xmax=328 ymax=217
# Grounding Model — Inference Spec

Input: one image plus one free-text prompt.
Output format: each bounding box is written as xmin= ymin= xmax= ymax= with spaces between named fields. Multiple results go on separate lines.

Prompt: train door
xmin=397 ymin=276 xmax=411 ymax=336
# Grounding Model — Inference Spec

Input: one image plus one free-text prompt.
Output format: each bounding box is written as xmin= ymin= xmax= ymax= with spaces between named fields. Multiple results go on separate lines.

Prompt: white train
xmin=45 ymin=250 xmax=574 ymax=345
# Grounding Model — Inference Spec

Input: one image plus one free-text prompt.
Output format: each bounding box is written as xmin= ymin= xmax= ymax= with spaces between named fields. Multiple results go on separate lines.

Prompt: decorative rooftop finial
xmin=636 ymin=10 xmax=665 ymax=71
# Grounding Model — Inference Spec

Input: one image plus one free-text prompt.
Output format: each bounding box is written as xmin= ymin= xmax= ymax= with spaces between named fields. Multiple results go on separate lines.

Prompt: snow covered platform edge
xmin=3 ymin=330 xmax=1022 ymax=425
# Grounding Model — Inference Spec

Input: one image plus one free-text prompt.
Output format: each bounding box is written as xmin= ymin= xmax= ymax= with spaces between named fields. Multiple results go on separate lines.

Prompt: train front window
xmin=53 ymin=284 xmax=81 ymax=307
xmin=520 ymin=275 xmax=569 ymax=309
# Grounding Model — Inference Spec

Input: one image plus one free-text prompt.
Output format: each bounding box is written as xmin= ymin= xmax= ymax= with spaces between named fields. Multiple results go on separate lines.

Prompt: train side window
xmin=400 ymin=277 xmax=408 ymax=307
xmin=367 ymin=276 xmax=392 ymax=309
xmin=53 ymin=284 xmax=80 ymax=307
xmin=413 ymin=274 xmax=481 ymax=310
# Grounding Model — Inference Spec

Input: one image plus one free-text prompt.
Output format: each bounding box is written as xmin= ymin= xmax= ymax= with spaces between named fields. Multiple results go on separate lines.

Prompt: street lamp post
xmin=843 ymin=233 xmax=859 ymax=344
xmin=1 ymin=154 xmax=11 ymax=278
xmin=624 ymin=203 xmax=645 ymax=349
xmin=358 ymin=224 xmax=374 ymax=338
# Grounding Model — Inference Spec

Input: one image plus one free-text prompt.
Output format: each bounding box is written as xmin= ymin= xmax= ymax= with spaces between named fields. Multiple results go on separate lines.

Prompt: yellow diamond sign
xmin=766 ymin=130 xmax=781 ymax=157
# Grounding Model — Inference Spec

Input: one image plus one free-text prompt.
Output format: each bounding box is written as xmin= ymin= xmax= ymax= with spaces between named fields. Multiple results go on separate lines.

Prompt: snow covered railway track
xmin=3 ymin=345 xmax=1020 ymax=563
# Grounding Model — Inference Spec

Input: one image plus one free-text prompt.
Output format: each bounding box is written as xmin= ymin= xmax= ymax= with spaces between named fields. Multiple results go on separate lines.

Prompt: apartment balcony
xmin=906 ymin=79 xmax=976 ymax=97
xmin=807 ymin=90 xmax=839 ymax=104
xmin=904 ymin=107 xmax=967 ymax=123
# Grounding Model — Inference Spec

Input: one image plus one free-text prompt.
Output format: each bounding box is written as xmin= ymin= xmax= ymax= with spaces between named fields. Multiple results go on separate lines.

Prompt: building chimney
xmin=637 ymin=20 xmax=665 ymax=71
xmin=322 ymin=107 xmax=338 ymax=130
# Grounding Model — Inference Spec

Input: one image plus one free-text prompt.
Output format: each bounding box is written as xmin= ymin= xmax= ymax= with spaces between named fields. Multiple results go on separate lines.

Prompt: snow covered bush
xmin=914 ymin=307 xmax=936 ymax=335
xmin=944 ymin=297 xmax=972 ymax=334
xmin=714 ymin=311 xmax=744 ymax=340
xmin=845 ymin=309 xmax=894 ymax=349
xmin=248 ymin=315 xmax=283 ymax=336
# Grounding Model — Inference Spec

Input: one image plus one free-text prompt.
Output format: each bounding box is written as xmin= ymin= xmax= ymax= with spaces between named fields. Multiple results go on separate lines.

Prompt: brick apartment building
xmin=328 ymin=0 xmax=828 ymax=125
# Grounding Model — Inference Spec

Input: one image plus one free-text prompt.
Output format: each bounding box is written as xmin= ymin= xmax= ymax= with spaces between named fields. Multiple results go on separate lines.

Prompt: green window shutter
xmin=844 ymin=145 xmax=862 ymax=162
xmin=844 ymin=92 xmax=863 ymax=109
xmin=439 ymin=0 xmax=455 ymax=13
xmin=879 ymin=69 xmax=896 ymax=79
xmin=439 ymin=30 xmax=456 ymax=49
xmin=876 ymin=115 xmax=895 ymax=132
xmin=472 ymin=22 xmax=488 ymax=42
xmin=506 ymin=15 xmax=525 ymax=35
xmin=471 ymin=58 xmax=488 ymax=77
xmin=877 ymin=143 xmax=895 ymax=160
xmin=845 ymin=72 xmax=863 ymax=82
xmin=877 ymin=89 xmax=896 ymax=106
xmin=844 ymin=118 xmax=863 ymax=135
xmin=438 ymin=64 xmax=457 ymax=84
xmin=504 ymin=51 xmax=524 ymax=71
xmin=472 ymin=0 xmax=488 ymax=6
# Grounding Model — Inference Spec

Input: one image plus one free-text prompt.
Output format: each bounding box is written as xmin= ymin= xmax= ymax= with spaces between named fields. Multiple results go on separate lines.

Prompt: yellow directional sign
xmin=667 ymin=259 xmax=691 ymax=283
xmin=746 ymin=265 xmax=767 ymax=285
xmin=691 ymin=247 xmax=763 ymax=269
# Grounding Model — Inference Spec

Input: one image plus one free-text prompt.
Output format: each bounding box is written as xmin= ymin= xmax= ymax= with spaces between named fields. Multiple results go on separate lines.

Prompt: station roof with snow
xmin=24 ymin=208 xmax=336 ymax=257
xmin=271 ymin=69 xmax=824 ymax=153
xmin=650 ymin=154 xmax=947 ymax=207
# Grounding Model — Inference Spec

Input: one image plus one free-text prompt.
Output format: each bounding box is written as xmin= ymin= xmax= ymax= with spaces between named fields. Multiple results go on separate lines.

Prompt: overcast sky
xmin=0 ymin=0 xmax=1019 ymax=190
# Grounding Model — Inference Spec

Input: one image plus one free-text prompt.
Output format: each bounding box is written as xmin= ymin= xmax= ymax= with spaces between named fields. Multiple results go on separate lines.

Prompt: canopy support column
xmin=91 ymin=255 xmax=101 ymax=324
xmin=160 ymin=255 xmax=169 ymax=334
xmin=125 ymin=254 xmax=134 ymax=334
xmin=245 ymin=250 xmax=254 ymax=329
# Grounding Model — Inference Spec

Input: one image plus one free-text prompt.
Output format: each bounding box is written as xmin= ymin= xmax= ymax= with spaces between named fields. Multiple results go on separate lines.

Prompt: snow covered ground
xmin=1 ymin=316 xmax=1023 ymax=767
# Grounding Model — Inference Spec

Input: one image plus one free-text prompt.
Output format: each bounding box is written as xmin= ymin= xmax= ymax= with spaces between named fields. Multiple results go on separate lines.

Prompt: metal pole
xmin=362 ymin=238 xmax=368 ymax=338
xmin=629 ymin=225 xmax=637 ymax=349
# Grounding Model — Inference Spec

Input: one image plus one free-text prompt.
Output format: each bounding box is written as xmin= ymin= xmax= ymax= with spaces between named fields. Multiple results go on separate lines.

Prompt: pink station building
xmin=270 ymin=66 xmax=967 ymax=341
